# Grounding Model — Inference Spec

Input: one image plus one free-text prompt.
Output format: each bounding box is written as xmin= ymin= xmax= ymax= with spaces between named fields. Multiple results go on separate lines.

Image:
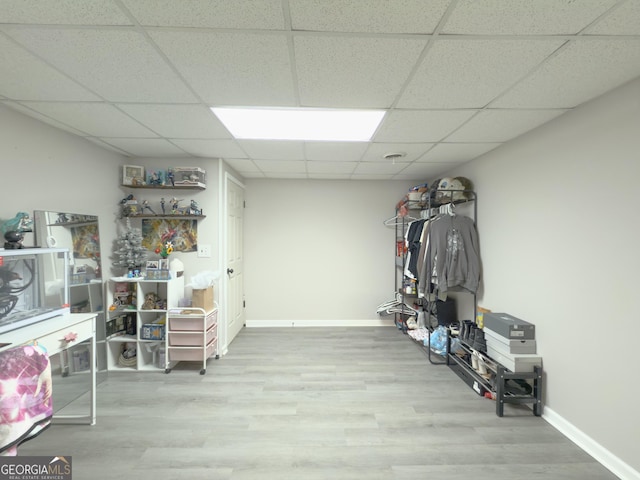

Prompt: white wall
xmin=0 ymin=104 xmax=121 ymax=259
xmin=244 ymin=179 xmax=415 ymax=325
xmin=447 ymin=77 xmax=640 ymax=478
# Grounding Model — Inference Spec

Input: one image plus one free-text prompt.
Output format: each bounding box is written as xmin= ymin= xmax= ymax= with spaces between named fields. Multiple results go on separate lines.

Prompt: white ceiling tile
xmin=6 ymin=28 xmax=197 ymax=103
xmin=224 ymin=158 xmax=262 ymax=174
xmin=362 ymin=143 xmax=435 ymax=162
xmin=0 ymin=36 xmax=101 ymax=101
xmin=353 ymin=162 xmax=410 ymax=175
xmin=587 ymin=1 xmax=640 ymax=35
xmin=150 ymin=31 xmax=295 ymax=106
xmin=398 ymin=38 xmax=564 ymax=108
xmin=3 ymin=101 xmax=89 ymax=136
xmin=374 ymin=110 xmax=477 ymax=143
xmin=0 ymin=0 xmax=133 ymax=25
xmin=306 ymin=161 xmax=356 ymax=174
xmin=116 ymin=104 xmax=230 ymax=138
xmin=170 ymin=139 xmax=247 ymax=158
xmin=238 ymin=140 xmax=305 ymax=160
xmin=417 ymin=143 xmax=501 ymax=163
xmin=122 ymin=0 xmax=285 ymax=29
xmin=294 ymin=35 xmax=427 ymax=108
xmin=493 ymin=39 xmax=640 ymax=108
xmin=264 ymin=171 xmax=307 ymax=179
xmin=18 ymin=102 xmax=158 ymax=137
xmin=289 ymin=0 xmax=451 ymax=34
xmin=239 ymin=171 xmax=266 ymax=178
xmin=445 ymin=109 xmax=567 ymax=143
xmin=99 ymin=138 xmax=189 ymax=157
xmin=304 ymin=141 xmax=368 ymax=161
xmin=308 ymin=173 xmax=352 ymax=179
xmin=442 ymin=0 xmax=619 ymax=34
xmin=351 ymin=173 xmax=397 ymax=180
xmin=396 ymin=162 xmax=456 ymax=179
xmin=256 ymin=160 xmax=307 ymax=173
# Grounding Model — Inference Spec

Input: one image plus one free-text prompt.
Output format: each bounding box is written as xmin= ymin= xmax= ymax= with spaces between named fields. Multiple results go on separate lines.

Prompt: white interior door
xmin=225 ymin=174 xmax=245 ymax=346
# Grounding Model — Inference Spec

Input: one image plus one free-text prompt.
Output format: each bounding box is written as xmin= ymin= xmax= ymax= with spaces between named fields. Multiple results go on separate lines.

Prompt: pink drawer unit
xmin=168 ymin=339 xmax=217 ymax=362
xmin=169 ymin=324 xmax=217 ymax=347
xmin=165 ymin=306 xmax=219 ymax=375
xmin=168 ymin=309 xmax=217 ymax=331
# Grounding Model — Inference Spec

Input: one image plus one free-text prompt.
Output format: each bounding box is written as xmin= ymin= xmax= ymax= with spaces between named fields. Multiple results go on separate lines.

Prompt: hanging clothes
xmin=403 ymin=219 xmax=426 ymax=280
xmin=418 ymin=213 xmax=480 ymax=298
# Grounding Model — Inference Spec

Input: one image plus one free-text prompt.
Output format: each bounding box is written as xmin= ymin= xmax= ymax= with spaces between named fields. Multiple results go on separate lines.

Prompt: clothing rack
xmin=382 ymin=189 xmax=478 ymax=364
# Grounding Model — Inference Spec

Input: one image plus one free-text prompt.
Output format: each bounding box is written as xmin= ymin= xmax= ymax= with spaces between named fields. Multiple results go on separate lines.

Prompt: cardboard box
xmin=140 ymin=323 xmax=165 ymax=340
xmin=483 ymin=312 xmax=535 ymax=340
xmin=192 ymin=286 xmax=214 ymax=312
xmin=485 ymin=328 xmax=537 ymax=354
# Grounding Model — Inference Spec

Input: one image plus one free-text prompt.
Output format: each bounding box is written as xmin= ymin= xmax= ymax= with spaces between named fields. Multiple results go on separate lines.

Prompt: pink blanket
xmin=0 ymin=343 xmax=53 ymax=455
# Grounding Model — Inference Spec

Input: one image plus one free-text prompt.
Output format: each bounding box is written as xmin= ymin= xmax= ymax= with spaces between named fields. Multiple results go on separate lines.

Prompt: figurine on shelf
xmin=167 ymin=169 xmax=175 ymax=187
xmin=147 ymin=170 xmax=163 ymax=186
xmin=141 ymin=200 xmax=155 ymax=215
xmin=119 ymin=194 xmax=140 ymax=218
xmin=56 ymin=213 xmax=69 ymax=224
xmin=0 ymin=212 xmax=33 ymax=236
xmin=189 ymin=200 xmax=202 ymax=216
xmin=160 ymin=197 xmax=166 ymax=215
xmin=170 ymin=197 xmax=183 ymax=214
xmin=3 ymin=231 xmax=24 ymax=249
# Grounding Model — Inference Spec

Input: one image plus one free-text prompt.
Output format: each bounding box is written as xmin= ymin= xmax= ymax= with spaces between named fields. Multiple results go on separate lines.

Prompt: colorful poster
xmin=70 ymin=224 xmax=100 ymax=259
xmin=141 ymin=219 xmax=197 ymax=253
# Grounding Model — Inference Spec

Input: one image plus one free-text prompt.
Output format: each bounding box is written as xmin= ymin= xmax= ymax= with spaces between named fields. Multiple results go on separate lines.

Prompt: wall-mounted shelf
xmin=123 ymin=214 xmax=205 ymax=219
xmin=122 ymin=184 xmax=205 ymax=191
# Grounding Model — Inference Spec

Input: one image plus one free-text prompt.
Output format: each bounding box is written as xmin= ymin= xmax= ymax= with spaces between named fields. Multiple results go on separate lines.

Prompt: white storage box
xmin=485 ymin=327 xmax=536 ymax=354
xmin=486 ymin=345 xmax=542 ymax=373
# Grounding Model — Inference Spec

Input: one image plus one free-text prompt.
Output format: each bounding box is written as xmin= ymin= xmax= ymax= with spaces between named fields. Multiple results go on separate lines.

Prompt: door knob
xmin=227 ymin=268 xmax=234 ymax=274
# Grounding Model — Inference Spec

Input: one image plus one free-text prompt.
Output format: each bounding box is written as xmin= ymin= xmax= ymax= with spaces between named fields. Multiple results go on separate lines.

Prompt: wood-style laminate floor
xmin=19 ymin=327 xmax=618 ymax=479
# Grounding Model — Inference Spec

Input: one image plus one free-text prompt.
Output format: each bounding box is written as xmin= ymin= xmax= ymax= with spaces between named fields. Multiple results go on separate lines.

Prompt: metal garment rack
xmin=390 ymin=199 xmax=423 ymax=335
xmin=425 ymin=189 xmax=477 ymax=364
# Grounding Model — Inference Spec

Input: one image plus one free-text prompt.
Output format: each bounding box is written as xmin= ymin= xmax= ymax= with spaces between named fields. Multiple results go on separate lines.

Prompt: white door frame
xmin=219 ymin=170 xmax=245 ymax=356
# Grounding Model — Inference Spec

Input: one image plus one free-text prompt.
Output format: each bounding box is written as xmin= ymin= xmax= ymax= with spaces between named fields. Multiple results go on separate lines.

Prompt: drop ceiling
xmin=1 ymin=0 xmax=639 ymax=180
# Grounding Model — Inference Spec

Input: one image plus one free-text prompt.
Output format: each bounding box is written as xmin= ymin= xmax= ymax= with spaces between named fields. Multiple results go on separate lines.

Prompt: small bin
xmin=169 ymin=340 xmax=216 ymax=362
xmin=168 ymin=309 xmax=217 ymax=331
xmin=169 ymin=325 xmax=217 ymax=346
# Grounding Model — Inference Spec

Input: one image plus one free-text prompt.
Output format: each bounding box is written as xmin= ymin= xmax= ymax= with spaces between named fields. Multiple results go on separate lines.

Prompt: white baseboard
xmin=543 ymin=407 xmax=640 ymax=480
xmin=245 ymin=319 xmax=396 ymax=328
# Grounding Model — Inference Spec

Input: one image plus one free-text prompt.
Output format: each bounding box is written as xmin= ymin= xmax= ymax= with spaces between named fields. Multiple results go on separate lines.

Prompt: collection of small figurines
xmin=1 ymin=212 xmax=33 ymax=249
xmin=123 ymin=166 xmax=205 ymax=188
xmin=119 ymin=194 xmax=202 ymax=218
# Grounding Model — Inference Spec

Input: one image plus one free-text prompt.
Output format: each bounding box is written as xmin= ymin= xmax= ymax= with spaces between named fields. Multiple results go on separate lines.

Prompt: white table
xmin=0 ymin=313 xmax=97 ymax=425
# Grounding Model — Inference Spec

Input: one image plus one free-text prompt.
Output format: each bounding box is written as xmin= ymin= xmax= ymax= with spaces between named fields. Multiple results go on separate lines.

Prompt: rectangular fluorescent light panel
xmin=211 ymin=107 xmax=385 ymax=141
